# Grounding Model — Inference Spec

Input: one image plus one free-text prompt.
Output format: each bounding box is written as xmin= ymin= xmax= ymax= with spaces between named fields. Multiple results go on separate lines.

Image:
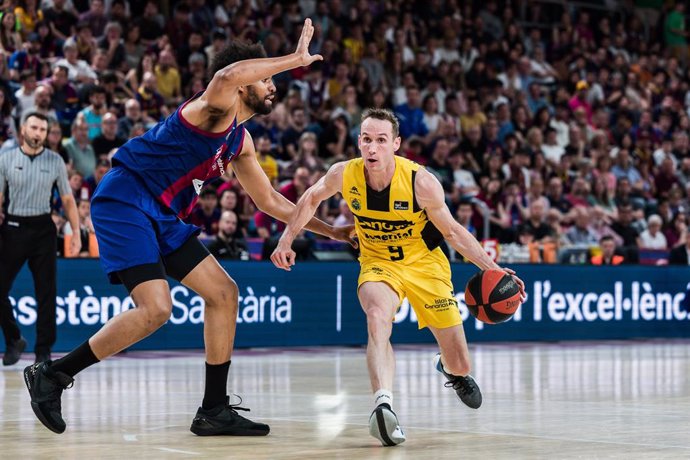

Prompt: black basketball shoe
xmin=433 ymin=353 xmax=482 ymax=409
xmin=3 ymin=336 xmax=27 ymax=365
xmin=190 ymin=396 xmax=270 ymax=436
xmin=24 ymin=361 xmax=74 ymax=433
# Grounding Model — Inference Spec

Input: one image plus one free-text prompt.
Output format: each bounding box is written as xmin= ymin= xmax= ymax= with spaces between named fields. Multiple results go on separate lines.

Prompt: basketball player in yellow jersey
xmin=272 ymin=108 xmax=525 ymax=446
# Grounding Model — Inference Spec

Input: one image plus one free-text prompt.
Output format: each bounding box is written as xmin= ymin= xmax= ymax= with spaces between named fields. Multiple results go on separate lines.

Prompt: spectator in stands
xmin=588 ymin=176 xmax=617 ymax=219
xmin=427 ymin=138 xmax=453 ymax=189
xmin=43 ymin=0 xmax=78 ymax=43
xmin=189 ymin=188 xmax=220 ymax=238
xmin=255 ymin=135 xmax=278 ymax=187
xmin=63 ymin=118 xmax=94 ymax=176
xmin=450 ymin=150 xmax=479 ymax=198
xmin=639 ymin=214 xmax=668 ymax=250
xmin=136 ymin=0 xmax=164 ymax=45
xmin=207 ymin=211 xmax=249 ymax=260
xmin=0 ymin=10 xmax=22 ymax=54
xmin=97 ymin=21 xmax=125 ymax=71
xmin=136 ymin=71 xmax=167 ymax=121
xmin=590 ymin=206 xmax=623 ymax=245
xmin=459 ymin=124 xmax=486 ymax=169
xmin=460 ymin=97 xmax=487 ymax=137
xmin=546 ymin=176 xmax=572 ymax=215
xmin=542 ymin=127 xmax=565 ymax=165
xmin=45 ymin=120 xmax=68 ymax=163
xmin=117 ymin=98 xmax=149 ymax=139
xmin=84 ymin=158 xmax=110 ymax=196
xmin=122 ymin=23 xmax=144 ymax=71
xmin=282 ymin=106 xmax=310 ymax=160
xmin=13 ymin=69 xmax=37 ymax=122
xmin=0 ymin=86 xmax=16 ymax=143
xmin=284 ymin=131 xmax=325 ymax=178
xmin=664 ymin=2 xmax=688 ymax=66
xmin=108 ymin=0 xmax=130 ymax=31
xmin=654 ymin=156 xmax=680 ymax=200
xmin=565 ymin=207 xmax=598 ymax=245
xmin=28 ymin=84 xmax=56 ymax=123
xmin=668 ymin=226 xmax=690 ymax=265
xmin=319 ymin=110 xmax=353 ymax=161
xmin=333 ymin=199 xmax=354 ymax=227
xmin=395 ymin=84 xmax=428 ymax=139
xmin=664 ymin=212 xmax=688 ymax=249
xmin=68 ymin=169 xmax=87 ymax=201
xmin=611 ymin=203 xmax=641 ymax=247
xmin=155 ymin=48 xmax=181 ymax=106
xmin=72 ymin=20 xmax=97 ymax=62
xmin=8 ymin=31 xmax=40 ymax=78
xmin=42 ymin=65 xmax=79 ymax=135
xmin=55 ymin=38 xmax=97 ymax=85
xmin=79 ymin=0 xmax=107 ymax=38
xmin=591 ymin=235 xmax=625 ymax=265
xmin=63 ymin=199 xmax=94 ymax=258
xmin=455 ymin=200 xmax=477 ymax=238
xmin=519 ymin=199 xmax=554 ymax=242
xmin=182 ymin=52 xmax=206 ymax=96
xmin=568 ymin=80 xmax=592 ymax=122
xmin=164 ymin=2 xmax=194 ymax=51
xmin=76 ymin=85 xmax=107 ymax=140
xmin=92 ymin=113 xmax=125 ymax=158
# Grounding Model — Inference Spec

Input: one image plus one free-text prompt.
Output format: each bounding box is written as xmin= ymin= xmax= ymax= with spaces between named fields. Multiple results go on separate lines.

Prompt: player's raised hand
xmin=271 ymin=239 xmax=297 ymax=271
xmin=295 ymin=18 xmax=323 ymax=66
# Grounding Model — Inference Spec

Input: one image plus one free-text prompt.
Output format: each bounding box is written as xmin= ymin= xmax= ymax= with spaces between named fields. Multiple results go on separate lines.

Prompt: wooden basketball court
xmin=1 ymin=340 xmax=689 ymax=458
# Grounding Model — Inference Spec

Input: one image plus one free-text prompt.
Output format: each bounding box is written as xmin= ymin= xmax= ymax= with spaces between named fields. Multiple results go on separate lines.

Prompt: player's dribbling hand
xmin=295 ymin=18 xmax=323 ymax=66
xmin=331 ymin=224 xmax=358 ymax=249
xmin=271 ymin=240 xmax=297 ymax=271
xmin=501 ymin=267 xmax=527 ymax=303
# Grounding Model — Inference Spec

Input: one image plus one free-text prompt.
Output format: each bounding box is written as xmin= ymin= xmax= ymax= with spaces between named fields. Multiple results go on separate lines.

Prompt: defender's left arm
xmin=231 ymin=131 xmax=350 ymax=242
xmin=414 ymin=168 xmax=526 ymax=297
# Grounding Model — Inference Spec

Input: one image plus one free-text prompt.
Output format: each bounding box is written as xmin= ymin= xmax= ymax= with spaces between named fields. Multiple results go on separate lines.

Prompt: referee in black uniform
xmin=0 ymin=113 xmax=81 ymax=365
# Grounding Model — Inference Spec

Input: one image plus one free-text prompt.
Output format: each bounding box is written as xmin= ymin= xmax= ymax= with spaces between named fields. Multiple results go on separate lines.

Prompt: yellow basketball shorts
xmin=357 ymin=249 xmax=461 ymax=329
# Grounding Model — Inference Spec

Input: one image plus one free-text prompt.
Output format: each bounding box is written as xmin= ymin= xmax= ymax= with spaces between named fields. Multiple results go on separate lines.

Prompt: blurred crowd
xmin=2 ymin=0 xmax=690 ymax=264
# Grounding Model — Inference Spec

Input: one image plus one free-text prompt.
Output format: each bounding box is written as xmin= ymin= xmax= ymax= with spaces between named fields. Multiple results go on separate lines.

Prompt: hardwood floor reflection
xmin=1 ymin=340 xmax=689 ymax=459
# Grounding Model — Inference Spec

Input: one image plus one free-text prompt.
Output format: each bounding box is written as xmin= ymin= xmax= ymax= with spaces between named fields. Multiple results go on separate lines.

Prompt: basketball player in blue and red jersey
xmin=24 ymin=19 xmax=353 ymax=436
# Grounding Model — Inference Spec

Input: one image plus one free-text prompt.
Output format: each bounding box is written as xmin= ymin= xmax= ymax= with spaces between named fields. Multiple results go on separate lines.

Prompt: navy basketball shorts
xmin=91 ymin=166 xmax=202 ymax=285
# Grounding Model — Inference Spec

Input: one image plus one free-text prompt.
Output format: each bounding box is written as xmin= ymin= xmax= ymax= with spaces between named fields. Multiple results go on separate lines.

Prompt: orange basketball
xmin=464 ymin=269 xmax=521 ymax=324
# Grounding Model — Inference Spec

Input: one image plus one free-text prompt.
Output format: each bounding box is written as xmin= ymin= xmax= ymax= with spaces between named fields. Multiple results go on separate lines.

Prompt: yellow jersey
xmin=342 ymin=156 xmax=444 ymax=266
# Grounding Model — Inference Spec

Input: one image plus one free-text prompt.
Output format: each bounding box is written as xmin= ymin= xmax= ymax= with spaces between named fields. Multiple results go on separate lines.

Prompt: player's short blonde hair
xmin=361 ymin=108 xmax=400 ymax=138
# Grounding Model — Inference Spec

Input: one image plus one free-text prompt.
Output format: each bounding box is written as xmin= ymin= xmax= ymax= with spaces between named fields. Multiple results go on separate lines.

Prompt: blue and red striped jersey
xmin=111 ymin=93 xmax=246 ymax=218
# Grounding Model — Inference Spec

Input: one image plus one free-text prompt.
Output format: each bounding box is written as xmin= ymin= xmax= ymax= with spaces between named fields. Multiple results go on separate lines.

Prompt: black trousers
xmin=0 ymin=214 xmax=57 ymax=353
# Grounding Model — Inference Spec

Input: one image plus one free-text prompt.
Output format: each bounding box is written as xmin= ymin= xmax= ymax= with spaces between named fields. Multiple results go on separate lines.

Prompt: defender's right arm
xmin=271 ymin=162 xmax=348 ymax=271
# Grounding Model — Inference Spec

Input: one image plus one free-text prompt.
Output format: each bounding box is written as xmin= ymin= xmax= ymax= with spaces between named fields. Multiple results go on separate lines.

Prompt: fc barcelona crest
xmin=351 ymin=198 xmax=361 ymax=211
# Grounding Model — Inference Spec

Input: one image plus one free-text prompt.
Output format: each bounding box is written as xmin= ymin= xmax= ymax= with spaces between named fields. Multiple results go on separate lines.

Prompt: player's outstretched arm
xmin=271 ymin=162 xmax=350 ymax=271
xmin=203 ymin=18 xmax=322 ymax=111
xmin=415 ymin=168 xmax=526 ymax=298
xmin=232 ymin=135 xmax=353 ymax=244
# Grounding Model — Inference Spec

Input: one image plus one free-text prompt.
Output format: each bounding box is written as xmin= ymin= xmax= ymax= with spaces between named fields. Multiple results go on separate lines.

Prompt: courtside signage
xmin=3 ymin=262 xmax=689 ymax=351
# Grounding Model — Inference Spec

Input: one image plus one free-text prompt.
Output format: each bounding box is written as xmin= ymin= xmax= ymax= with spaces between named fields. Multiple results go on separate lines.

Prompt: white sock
xmin=374 ymin=389 xmax=393 ymax=409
